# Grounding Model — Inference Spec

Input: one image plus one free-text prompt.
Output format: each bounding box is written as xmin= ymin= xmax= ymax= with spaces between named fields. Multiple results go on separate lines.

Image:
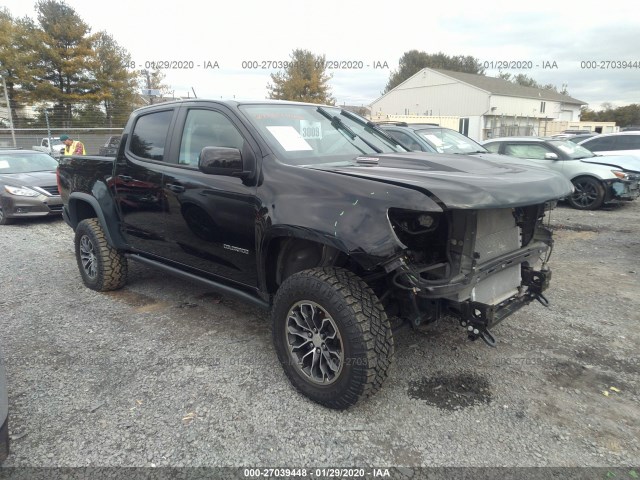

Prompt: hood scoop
xmin=355 ymin=156 xmax=379 ymax=166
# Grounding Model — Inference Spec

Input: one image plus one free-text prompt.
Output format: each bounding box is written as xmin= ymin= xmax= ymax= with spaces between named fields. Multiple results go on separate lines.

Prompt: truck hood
xmin=580 ymin=154 xmax=640 ymax=172
xmin=310 ymin=152 xmax=573 ymax=209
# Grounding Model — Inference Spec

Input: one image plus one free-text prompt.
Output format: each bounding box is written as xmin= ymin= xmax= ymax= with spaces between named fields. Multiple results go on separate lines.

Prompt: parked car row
xmin=377 ymin=122 xmax=640 ymax=210
xmin=482 ymin=137 xmax=640 ymax=210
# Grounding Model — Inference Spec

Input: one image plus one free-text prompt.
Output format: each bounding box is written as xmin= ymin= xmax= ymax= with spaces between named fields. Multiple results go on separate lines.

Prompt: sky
xmin=2 ymin=0 xmax=639 ymax=109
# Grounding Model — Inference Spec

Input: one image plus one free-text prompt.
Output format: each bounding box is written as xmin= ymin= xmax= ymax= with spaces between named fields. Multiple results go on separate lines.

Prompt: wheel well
xmin=266 ymin=238 xmax=344 ymax=294
xmin=570 ymin=175 xmax=608 ymax=196
xmin=571 ymin=175 xmax=603 ymax=183
xmin=70 ymin=199 xmax=98 ymax=226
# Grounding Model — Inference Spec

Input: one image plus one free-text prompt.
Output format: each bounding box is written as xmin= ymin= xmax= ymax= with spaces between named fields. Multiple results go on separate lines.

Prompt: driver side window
xmin=179 ymin=109 xmax=245 ymax=166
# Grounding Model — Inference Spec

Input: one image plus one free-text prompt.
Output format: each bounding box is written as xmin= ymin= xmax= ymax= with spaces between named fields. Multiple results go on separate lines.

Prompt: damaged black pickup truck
xmin=57 ymin=100 xmax=573 ymax=409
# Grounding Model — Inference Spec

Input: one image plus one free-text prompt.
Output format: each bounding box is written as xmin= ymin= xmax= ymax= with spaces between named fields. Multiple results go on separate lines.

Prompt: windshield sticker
xmin=0 ymin=160 xmax=9 ymax=169
xmin=266 ymin=126 xmax=313 ymax=151
xmin=422 ymin=134 xmax=444 ymax=146
xmin=300 ymin=120 xmax=322 ymax=139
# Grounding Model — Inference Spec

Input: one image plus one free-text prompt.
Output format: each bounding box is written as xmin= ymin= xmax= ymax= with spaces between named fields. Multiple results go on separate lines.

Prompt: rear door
xmin=114 ymin=106 xmax=177 ymax=256
xmin=502 ymin=142 xmax=566 ymax=175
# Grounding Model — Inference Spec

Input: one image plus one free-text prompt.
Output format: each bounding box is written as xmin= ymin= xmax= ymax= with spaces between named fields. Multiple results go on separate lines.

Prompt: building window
xmin=540 ymin=102 xmax=546 ymax=114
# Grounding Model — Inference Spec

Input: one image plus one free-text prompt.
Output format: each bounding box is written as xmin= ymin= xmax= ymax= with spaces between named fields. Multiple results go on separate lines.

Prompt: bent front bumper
xmin=609 ymin=178 xmax=640 ymax=201
xmin=395 ymin=241 xmax=549 ymax=300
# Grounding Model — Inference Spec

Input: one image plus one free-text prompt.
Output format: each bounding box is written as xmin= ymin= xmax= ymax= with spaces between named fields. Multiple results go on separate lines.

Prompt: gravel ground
xmin=0 ymin=200 xmax=639 ymax=468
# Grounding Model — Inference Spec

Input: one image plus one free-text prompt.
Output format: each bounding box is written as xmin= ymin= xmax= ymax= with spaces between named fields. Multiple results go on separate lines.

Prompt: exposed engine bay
xmin=385 ymin=205 xmax=553 ymax=346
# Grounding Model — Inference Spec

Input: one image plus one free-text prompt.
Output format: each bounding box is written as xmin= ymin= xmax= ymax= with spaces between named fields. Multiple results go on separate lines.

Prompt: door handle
xmin=166 ymin=183 xmax=185 ymax=193
xmin=117 ymin=175 xmax=133 ymax=182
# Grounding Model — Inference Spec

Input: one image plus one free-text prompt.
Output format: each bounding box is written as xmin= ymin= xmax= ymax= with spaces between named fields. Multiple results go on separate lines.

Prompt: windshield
xmin=0 ymin=152 xmax=59 ymax=174
xmin=240 ymin=104 xmax=407 ymax=165
xmin=548 ymin=140 xmax=596 ymax=159
xmin=416 ymin=128 xmax=487 ymax=154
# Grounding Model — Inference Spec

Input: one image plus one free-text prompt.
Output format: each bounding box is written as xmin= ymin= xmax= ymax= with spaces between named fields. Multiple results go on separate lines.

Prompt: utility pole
xmin=1 ymin=76 xmax=17 ymax=148
xmin=44 ymin=109 xmax=52 ymax=150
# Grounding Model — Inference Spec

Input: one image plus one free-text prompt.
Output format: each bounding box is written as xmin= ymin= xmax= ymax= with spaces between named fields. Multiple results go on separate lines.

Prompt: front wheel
xmin=74 ymin=218 xmax=128 ymax=291
xmin=568 ymin=176 xmax=605 ymax=210
xmin=0 ymin=206 xmax=13 ymax=225
xmin=272 ymin=267 xmax=394 ymax=409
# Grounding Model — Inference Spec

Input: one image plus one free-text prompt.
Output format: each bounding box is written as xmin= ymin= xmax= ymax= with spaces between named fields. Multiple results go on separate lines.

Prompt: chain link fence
xmin=0 ymin=128 xmax=123 ymax=155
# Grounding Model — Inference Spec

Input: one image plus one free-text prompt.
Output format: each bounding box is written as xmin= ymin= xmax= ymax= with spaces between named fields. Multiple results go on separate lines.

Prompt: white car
xmin=578 ymin=131 xmax=640 ymax=158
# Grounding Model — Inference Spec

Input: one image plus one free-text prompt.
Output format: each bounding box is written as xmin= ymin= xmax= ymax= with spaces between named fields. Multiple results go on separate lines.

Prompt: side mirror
xmin=544 ymin=152 xmax=558 ymax=160
xmin=198 ymin=146 xmax=248 ymax=178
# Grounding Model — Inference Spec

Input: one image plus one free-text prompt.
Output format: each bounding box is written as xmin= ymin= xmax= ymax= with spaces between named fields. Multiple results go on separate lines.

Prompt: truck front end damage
xmin=385 ymin=204 xmax=553 ymax=346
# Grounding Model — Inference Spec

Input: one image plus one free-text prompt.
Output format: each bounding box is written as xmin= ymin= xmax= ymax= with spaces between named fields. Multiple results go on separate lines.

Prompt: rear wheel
xmin=74 ymin=218 xmax=128 ymax=291
xmin=272 ymin=267 xmax=394 ymax=409
xmin=568 ymin=176 xmax=605 ymax=210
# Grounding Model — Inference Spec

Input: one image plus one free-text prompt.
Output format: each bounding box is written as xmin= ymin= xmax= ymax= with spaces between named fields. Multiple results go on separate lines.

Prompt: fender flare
xmin=67 ymin=192 xmax=128 ymax=249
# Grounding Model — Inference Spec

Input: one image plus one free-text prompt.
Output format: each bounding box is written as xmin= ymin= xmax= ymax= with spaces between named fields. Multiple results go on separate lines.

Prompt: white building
xmin=370 ymin=68 xmax=587 ymax=141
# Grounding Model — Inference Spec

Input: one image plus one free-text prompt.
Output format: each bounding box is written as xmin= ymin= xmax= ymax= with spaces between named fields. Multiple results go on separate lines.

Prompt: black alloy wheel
xmin=568 ymin=176 xmax=605 ymax=210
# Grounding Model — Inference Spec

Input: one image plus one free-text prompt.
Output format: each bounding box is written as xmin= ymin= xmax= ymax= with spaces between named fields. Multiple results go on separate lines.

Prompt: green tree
xmin=581 ymin=103 xmax=640 ymax=127
xmin=384 ymin=50 xmax=485 ymax=93
xmin=25 ymin=0 xmax=97 ymax=128
xmin=0 ymin=8 xmax=38 ymax=127
xmin=267 ymin=49 xmax=334 ymax=104
xmin=89 ymin=31 xmax=138 ymax=127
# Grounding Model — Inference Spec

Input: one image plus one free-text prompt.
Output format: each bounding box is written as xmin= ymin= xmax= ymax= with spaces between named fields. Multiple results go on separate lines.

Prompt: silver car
xmin=482 ymin=137 xmax=640 ymax=210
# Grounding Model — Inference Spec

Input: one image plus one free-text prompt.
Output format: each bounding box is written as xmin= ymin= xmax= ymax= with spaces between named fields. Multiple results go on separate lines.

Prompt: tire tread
xmin=75 ymin=218 xmax=127 ymax=291
xmin=272 ymin=267 xmax=394 ymax=409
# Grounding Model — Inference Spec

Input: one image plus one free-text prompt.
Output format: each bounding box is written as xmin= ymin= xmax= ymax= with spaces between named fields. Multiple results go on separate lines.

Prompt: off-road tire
xmin=272 ymin=267 xmax=394 ymax=409
xmin=568 ymin=176 xmax=605 ymax=210
xmin=74 ymin=218 xmax=128 ymax=291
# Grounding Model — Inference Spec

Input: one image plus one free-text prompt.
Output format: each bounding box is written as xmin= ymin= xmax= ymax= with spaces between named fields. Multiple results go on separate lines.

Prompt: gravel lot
xmin=0 ymin=200 xmax=639 ymax=469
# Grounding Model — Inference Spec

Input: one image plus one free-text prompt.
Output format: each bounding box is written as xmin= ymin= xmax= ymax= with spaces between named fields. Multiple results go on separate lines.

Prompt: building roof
xmin=431 ymin=69 xmax=586 ymax=105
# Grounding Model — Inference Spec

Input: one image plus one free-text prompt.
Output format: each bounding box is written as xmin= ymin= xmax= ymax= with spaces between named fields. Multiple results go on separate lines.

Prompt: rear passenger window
xmin=504 ymin=144 xmax=551 ymax=160
xmin=617 ymin=135 xmax=640 ymax=149
xmin=129 ymin=110 xmax=173 ymax=161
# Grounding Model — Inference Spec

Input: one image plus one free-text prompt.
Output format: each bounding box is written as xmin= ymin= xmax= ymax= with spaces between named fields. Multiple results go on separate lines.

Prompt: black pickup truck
xmin=57 ymin=99 xmax=573 ymax=409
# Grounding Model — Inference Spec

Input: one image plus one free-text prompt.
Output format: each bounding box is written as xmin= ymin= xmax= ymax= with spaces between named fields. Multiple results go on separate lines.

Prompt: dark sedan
xmin=0 ymin=150 xmax=62 ymax=225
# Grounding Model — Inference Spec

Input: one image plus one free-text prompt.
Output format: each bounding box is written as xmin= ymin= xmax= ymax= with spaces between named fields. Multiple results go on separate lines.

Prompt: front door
xmin=161 ymin=107 xmax=259 ymax=287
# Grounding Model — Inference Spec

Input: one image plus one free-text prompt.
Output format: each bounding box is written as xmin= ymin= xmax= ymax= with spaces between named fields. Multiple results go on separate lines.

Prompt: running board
xmin=125 ymin=254 xmax=270 ymax=310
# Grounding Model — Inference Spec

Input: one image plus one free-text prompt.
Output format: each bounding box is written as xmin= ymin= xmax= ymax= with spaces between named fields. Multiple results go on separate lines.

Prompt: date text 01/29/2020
xmin=243 ymin=468 xmax=391 ymax=478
